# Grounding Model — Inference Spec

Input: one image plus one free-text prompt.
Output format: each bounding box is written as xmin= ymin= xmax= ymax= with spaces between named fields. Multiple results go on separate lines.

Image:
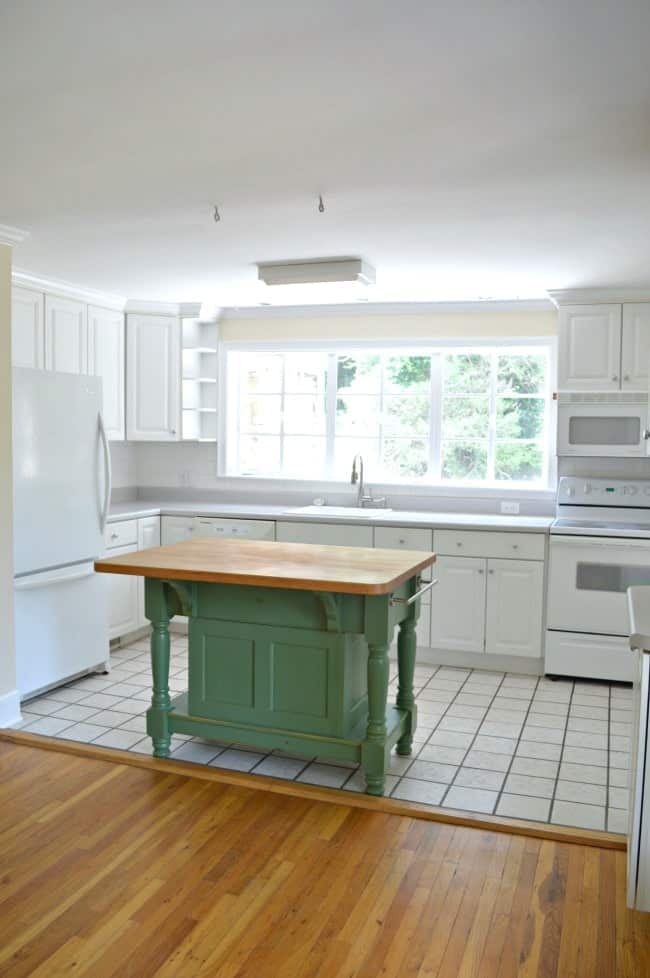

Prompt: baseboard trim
xmin=0 ymin=729 xmax=625 ymax=852
xmin=0 ymin=689 xmax=21 ymax=728
xmin=416 ymin=646 xmax=543 ymax=675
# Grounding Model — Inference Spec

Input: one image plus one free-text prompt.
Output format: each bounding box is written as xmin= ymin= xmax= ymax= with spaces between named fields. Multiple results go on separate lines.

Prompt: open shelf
xmin=181 ymin=318 xmax=219 ymax=441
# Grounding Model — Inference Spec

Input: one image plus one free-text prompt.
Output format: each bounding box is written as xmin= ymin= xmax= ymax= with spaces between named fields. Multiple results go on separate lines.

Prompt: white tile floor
xmin=9 ymin=634 xmax=632 ymax=834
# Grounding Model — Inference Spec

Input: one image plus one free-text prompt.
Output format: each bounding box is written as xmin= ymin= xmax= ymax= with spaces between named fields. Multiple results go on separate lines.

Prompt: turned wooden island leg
xmin=362 ymin=641 xmax=390 ymax=796
xmin=145 ymin=580 xmax=173 ymax=757
xmin=395 ymin=616 xmax=417 ymax=756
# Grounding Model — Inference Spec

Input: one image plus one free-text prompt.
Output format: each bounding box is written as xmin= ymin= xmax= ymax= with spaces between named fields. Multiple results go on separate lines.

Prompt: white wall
xmin=0 ymin=243 xmax=19 ymax=725
xmin=110 ymin=443 xmax=138 ymax=489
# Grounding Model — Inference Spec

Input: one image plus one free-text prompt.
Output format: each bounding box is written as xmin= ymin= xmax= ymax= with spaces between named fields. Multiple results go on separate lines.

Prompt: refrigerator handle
xmin=98 ymin=412 xmax=112 ymax=532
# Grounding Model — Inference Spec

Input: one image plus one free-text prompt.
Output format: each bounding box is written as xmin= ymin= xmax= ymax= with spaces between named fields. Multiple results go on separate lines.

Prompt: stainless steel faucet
xmin=351 ymin=454 xmax=386 ymax=508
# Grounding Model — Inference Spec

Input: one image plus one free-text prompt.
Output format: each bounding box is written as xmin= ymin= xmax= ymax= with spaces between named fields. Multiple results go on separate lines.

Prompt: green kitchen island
xmin=95 ymin=537 xmax=435 ymax=795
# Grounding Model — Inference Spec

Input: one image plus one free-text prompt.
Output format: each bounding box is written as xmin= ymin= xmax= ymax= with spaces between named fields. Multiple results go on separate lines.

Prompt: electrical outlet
xmin=500 ymin=500 xmax=520 ymax=515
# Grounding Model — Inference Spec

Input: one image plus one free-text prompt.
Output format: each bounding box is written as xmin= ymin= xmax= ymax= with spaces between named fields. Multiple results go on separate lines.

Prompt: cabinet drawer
xmin=104 ymin=519 xmax=138 ymax=549
xmin=434 ymin=529 xmax=544 ymax=561
xmin=374 ymin=526 xmax=434 ymax=582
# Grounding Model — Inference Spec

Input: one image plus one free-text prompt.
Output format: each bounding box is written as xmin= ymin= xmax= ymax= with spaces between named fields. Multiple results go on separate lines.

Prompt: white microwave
xmin=558 ymin=393 xmax=650 ymax=457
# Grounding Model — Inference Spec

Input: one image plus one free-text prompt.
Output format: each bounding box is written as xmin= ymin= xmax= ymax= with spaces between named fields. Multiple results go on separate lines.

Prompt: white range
xmin=546 ymin=476 xmax=650 ymax=682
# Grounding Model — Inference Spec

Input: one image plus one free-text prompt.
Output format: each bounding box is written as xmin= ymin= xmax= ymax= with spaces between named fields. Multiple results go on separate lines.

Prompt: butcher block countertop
xmin=94 ymin=537 xmax=436 ymax=595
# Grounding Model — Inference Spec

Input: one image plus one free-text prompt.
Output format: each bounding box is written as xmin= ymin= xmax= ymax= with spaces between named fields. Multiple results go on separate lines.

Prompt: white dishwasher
xmin=192 ymin=517 xmax=276 ymax=541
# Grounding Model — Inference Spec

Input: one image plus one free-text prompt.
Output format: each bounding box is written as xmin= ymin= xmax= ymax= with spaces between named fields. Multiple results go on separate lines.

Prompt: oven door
xmin=557 ymin=402 xmax=649 ymax=457
xmin=548 ymin=535 xmax=650 ymax=635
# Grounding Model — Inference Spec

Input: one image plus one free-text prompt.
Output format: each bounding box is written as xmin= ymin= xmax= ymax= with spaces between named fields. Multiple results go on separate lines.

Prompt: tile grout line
xmin=491 ymin=672 xmax=543 ymax=818
xmin=434 ymin=668 xmax=508 ymax=810
xmin=548 ymin=679 xmax=577 ymax=826
xmin=389 ymin=662 xmax=475 ymax=798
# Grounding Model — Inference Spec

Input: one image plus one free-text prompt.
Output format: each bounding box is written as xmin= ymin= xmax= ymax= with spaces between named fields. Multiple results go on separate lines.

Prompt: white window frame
xmin=218 ymin=336 xmax=557 ymax=492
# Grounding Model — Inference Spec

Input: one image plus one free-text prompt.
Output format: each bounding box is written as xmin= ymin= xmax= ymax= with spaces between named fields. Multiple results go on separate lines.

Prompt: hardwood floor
xmin=0 ymin=740 xmax=649 ymax=977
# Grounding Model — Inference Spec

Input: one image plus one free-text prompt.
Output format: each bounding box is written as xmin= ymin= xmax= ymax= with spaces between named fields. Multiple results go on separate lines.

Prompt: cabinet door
xmin=276 ymin=521 xmax=373 ymax=548
xmin=429 ymin=556 xmax=486 ymax=653
xmin=622 ymin=303 xmax=650 ymax=390
xmin=485 ymin=559 xmax=543 ymax=658
xmin=104 ymin=544 xmax=140 ymax=639
xmin=11 ymin=287 xmax=44 ymax=368
xmin=558 ymin=304 xmax=622 ymax=390
xmin=44 ymin=295 xmax=88 ymax=374
xmin=126 ymin=314 xmax=180 ymax=440
xmin=137 ymin=517 xmax=161 ymax=629
xmin=161 ymin=516 xmax=196 ymax=545
xmin=88 ymin=305 xmax=125 ymax=440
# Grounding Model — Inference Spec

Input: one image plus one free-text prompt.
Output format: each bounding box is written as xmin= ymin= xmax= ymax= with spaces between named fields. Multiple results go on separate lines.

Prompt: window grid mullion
xmin=430 ymin=353 xmax=441 ymax=481
xmin=325 ymin=353 xmax=337 ymax=477
xmin=487 ymin=352 xmax=497 ymax=481
xmin=278 ymin=355 xmax=286 ymax=474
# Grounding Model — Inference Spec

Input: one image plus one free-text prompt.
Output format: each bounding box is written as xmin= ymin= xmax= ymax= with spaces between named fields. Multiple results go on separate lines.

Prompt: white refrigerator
xmin=13 ymin=368 xmax=111 ymax=698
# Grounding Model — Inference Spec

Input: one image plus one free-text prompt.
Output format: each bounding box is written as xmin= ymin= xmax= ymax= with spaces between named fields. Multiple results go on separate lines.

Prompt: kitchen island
xmin=95 ymin=538 xmax=435 ymax=795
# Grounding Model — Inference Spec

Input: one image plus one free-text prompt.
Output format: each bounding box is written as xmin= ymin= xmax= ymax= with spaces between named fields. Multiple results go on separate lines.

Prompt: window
xmin=223 ymin=343 xmax=552 ymax=487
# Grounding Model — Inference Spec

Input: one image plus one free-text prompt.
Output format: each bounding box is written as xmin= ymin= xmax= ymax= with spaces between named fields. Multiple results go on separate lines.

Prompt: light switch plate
xmin=500 ymin=500 xmax=520 ymax=515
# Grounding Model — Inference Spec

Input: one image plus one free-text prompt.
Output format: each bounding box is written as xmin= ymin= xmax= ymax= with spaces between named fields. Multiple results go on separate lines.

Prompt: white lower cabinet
xmin=137 ymin=516 xmax=161 ymax=629
xmin=193 ymin=517 xmax=275 ymax=540
xmin=105 ymin=517 xmax=161 ymax=639
xmin=430 ymin=556 xmax=487 ymax=654
xmin=276 ymin=521 xmax=373 ymax=548
xmin=105 ymin=543 xmax=140 ymax=640
xmin=485 ymin=559 xmax=544 ymax=658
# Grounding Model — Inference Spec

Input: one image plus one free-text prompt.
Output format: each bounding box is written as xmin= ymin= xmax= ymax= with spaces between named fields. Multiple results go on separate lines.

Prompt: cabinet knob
xmin=512 ymin=543 xmax=518 ymax=549
xmin=398 ymin=538 xmax=405 ymax=545
xmin=488 ymin=569 xmax=495 ymax=574
xmin=170 ymin=428 xmax=177 ymax=435
xmin=624 ymin=374 xmax=631 ymax=382
xmin=477 ymin=568 xmax=484 ymax=574
xmin=456 ymin=541 xmax=462 ymax=547
xmin=612 ymin=375 xmax=618 ymax=382
xmin=110 ymin=532 xmax=118 ymax=540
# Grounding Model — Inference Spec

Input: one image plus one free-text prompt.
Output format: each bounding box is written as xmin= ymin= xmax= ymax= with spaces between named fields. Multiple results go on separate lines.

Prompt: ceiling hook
xmin=213 ymin=205 xmax=221 ymax=223
xmin=318 ymin=195 xmax=325 ymax=214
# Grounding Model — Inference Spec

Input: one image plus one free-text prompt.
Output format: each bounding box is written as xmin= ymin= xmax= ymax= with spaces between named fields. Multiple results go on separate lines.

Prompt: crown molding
xmin=548 ymin=287 xmax=650 ymax=307
xmin=221 ymin=297 xmax=554 ymax=320
xmin=12 ymin=268 xmax=126 ymax=310
xmin=0 ymin=224 xmax=29 ymax=247
xmin=125 ymin=299 xmax=220 ymax=320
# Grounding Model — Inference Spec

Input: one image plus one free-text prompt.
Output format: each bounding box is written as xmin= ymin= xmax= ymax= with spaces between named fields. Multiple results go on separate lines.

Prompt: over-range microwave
xmin=557 ymin=392 xmax=650 ymax=457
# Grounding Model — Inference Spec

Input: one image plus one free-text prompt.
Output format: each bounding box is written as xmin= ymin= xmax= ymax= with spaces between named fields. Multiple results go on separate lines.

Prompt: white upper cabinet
xmin=11 ymin=287 xmax=44 ymax=368
xmin=44 ymin=295 xmax=88 ymax=374
xmin=484 ymin=558 xmax=543 ymax=658
xmin=622 ymin=303 xmax=650 ymax=390
xmin=558 ymin=304 xmax=622 ymax=391
xmin=126 ymin=314 xmax=180 ymax=441
xmin=88 ymin=305 xmax=125 ymax=440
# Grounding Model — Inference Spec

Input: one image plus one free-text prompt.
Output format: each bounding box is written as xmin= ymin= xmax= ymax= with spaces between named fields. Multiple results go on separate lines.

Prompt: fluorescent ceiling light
xmin=257 ymin=257 xmax=375 ymax=288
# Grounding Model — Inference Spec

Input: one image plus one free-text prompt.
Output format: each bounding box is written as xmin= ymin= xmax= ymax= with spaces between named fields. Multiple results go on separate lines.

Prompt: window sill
xmin=215 ymin=473 xmax=556 ymax=502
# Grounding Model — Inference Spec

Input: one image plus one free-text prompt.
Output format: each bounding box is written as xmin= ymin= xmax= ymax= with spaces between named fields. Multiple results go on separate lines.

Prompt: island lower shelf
xmin=156 ymin=692 xmax=410 ymax=767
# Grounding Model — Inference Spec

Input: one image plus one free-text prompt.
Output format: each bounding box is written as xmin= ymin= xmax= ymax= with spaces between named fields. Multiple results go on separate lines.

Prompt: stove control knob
xmin=583 ymin=483 xmax=592 ymax=494
xmin=565 ymin=486 xmax=575 ymax=497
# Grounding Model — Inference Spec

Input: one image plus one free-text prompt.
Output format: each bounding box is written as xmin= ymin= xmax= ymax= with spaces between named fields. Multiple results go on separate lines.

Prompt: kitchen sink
xmin=284 ymin=505 xmax=392 ymax=519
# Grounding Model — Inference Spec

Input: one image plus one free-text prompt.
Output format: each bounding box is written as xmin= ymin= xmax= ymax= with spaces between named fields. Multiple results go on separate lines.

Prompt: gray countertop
xmin=628 ymin=586 xmax=650 ymax=653
xmin=108 ymin=499 xmax=553 ymax=533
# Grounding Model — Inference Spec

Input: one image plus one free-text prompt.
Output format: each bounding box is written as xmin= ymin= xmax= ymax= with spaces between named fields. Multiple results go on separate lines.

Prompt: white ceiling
xmin=2 ymin=0 xmax=650 ymax=305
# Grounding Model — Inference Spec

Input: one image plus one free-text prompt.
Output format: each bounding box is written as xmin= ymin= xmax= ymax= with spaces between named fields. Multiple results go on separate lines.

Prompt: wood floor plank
xmin=0 ymin=740 xmax=648 ymax=978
